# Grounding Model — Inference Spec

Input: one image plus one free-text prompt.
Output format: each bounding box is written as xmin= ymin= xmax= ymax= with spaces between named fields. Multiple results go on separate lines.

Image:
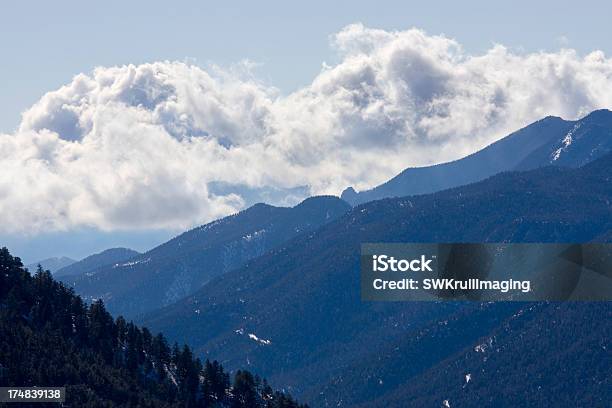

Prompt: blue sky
xmin=2 ymin=0 xmax=612 ymax=263
xmin=2 ymin=0 xmax=611 ymax=132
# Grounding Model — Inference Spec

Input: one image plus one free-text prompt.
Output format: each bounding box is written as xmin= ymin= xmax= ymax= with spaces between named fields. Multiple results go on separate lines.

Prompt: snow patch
xmin=248 ymin=333 xmax=271 ymax=345
xmin=243 ymin=229 xmax=266 ymax=242
xmin=474 ymin=336 xmax=495 ymax=353
xmin=114 ymin=257 xmax=151 ymax=268
xmin=552 ymin=123 xmax=580 ymax=161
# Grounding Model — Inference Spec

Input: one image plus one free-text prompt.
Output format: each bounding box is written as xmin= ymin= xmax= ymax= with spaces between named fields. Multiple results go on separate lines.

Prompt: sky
xmin=2 ymin=0 xmax=612 ymax=262
xmin=3 ymin=0 xmax=612 ymax=132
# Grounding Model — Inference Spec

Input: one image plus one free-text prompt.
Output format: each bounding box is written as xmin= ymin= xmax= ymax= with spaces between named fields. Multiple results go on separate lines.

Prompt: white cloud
xmin=2 ymin=23 xmax=612 ymax=233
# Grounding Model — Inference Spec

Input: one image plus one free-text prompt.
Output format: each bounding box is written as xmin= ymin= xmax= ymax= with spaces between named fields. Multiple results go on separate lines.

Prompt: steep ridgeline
xmin=61 ymin=196 xmax=351 ymax=318
xmin=342 ymin=109 xmax=612 ymax=205
xmin=143 ymin=153 xmax=612 ymax=407
xmin=0 ymin=248 xmax=306 ymax=408
xmin=54 ymin=247 xmax=140 ymax=278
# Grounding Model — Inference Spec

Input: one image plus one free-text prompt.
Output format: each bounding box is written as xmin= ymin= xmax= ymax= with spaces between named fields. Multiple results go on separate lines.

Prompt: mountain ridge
xmin=342 ymin=109 xmax=612 ymax=205
xmin=143 ymin=152 xmax=612 ymax=406
xmin=61 ymin=195 xmax=351 ymax=318
xmin=54 ymin=247 xmax=140 ymax=277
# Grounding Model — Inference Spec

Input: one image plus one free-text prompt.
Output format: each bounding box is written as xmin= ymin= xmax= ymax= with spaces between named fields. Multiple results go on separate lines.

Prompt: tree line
xmin=0 ymin=247 xmax=307 ymax=407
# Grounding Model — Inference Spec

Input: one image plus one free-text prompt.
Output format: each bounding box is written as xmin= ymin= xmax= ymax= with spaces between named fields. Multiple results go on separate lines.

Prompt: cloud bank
xmin=2 ymin=24 xmax=612 ymax=233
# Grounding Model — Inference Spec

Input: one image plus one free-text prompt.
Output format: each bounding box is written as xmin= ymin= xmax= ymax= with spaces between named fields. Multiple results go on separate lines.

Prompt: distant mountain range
xmin=142 ymin=152 xmax=612 ymax=407
xmin=54 ymin=247 xmax=140 ymax=277
xmin=26 ymin=256 xmax=76 ymax=273
xmin=26 ymin=249 xmax=140 ymax=277
xmin=60 ymin=196 xmax=351 ymax=318
xmin=342 ymin=109 xmax=612 ymax=205
xmin=54 ymin=110 xmax=612 ymax=406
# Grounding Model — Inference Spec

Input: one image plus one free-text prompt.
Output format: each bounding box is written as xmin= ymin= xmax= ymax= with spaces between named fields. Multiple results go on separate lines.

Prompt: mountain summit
xmin=61 ymin=196 xmax=350 ymax=318
xmin=342 ymin=109 xmax=612 ymax=205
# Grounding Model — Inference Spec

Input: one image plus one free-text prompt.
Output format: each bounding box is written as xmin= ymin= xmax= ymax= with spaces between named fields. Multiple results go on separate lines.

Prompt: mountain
xmin=342 ymin=109 xmax=612 ymax=205
xmin=143 ymin=153 xmax=612 ymax=407
xmin=515 ymin=108 xmax=612 ymax=169
xmin=26 ymin=256 xmax=76 ymax=273
xmin=0 ymin=247 xmax=306 ymax=408
xmin=54 ymin=247 xmax=140 ymax=278
xmin=363 ymin=302 xmax=610 ymax=407
xmin=61 ymin=196 xmax=351 ymax=318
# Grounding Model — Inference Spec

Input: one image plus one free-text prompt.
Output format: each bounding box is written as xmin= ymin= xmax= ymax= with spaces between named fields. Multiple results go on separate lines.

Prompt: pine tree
xmin=232 ymin=370 xmax=260 ymax=408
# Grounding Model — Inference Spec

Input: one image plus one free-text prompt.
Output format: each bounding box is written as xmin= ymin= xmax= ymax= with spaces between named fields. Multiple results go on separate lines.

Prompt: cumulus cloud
xmin=2 ymin=23 xmax=612 ymax=233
